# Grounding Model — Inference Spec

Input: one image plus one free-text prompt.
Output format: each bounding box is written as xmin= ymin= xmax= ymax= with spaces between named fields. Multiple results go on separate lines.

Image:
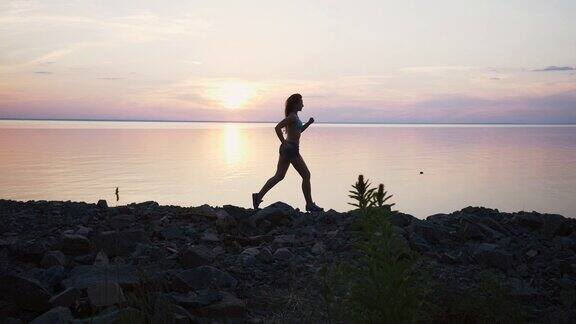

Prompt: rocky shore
xmin=0 ymin=199 xmax=575 ymax=323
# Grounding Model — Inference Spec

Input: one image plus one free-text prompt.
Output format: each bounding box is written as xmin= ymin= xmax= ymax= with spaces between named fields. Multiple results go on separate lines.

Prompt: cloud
xmin=399 ymin=66 xmax=477 ymax=73
xmin=533 ymin=66 xmax=575 ymax=72
xmin=97 ymin=77 xmax=124 ymax=80
xmin=34 ymin=71 xmax=53 ymax=74
xmin=0 ymin=42 xmax=95 ymax=73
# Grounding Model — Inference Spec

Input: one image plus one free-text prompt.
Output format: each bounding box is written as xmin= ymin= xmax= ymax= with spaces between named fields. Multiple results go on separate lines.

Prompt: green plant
xmin=373 ymin=183 xmax=395 ymax=209
xmin=348 ymin=175 xmax=395 ymax=211
xmin=348 ymin=175 xmax=376 ymax=209
xmin=323 ymin=175 xmax=422 ymax=323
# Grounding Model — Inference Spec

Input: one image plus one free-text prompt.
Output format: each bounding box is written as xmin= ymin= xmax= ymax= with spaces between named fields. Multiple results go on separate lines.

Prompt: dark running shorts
xmin=279 ymin=141 xmax=300 ymax=159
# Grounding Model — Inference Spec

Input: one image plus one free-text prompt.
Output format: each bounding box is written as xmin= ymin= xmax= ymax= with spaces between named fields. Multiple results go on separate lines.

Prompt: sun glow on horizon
xmin=207 ymin=81 xmax=259 ymax=110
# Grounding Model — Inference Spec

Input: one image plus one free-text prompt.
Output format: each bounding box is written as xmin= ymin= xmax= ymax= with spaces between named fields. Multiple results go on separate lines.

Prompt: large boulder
xmin=62 ymin=265 xmax=138 ymax=290
xmin=249 ymin=202 xmax=294 ymax=229
xmin=60 ymin=234 xmax=90 ymax=255
xmin=0 ymin=274 xmax=51 ymax=311
xmin=92 ymin=230 xmax=147 ymax=257
xmin=472 ymin=243 xmax=513 ymax=271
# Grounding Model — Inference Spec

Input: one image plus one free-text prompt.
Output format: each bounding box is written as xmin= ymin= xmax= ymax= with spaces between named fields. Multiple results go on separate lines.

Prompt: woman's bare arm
xmin=274 ymin=116 xmax=293 ymax=143
xmin=301 ymin=117 xmax=314 ymax=133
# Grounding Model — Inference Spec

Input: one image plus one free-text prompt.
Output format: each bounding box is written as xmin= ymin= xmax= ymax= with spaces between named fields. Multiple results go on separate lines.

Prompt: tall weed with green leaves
xmin=324 ymin=175 xmax=422 ymax=323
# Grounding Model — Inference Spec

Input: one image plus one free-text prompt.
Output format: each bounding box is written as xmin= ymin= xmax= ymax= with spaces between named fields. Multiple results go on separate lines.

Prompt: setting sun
xmin=207 ymin=81 xmax=258 ymax=109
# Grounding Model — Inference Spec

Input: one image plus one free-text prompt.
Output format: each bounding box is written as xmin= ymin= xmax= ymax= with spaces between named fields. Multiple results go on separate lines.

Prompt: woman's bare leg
xmin=257 ymin=154 xmax=290 ymax=199
xmin=290 ymin=155 xmax=313 ymax=205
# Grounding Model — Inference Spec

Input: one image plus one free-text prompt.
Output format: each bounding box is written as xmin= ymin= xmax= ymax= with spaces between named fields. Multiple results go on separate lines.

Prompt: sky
xmin=0 ymin=0 xmax=575 ymax=123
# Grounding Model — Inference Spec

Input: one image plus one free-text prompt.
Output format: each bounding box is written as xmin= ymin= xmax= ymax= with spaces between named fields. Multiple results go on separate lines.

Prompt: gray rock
xmin=215 ymin=209 xmax=236 ymax=229
xmin=200 ymin=232 xmax=220 ymax=243
xmin=390 ymin=212 xmax=416 ymax=227
xmin=174 ymin=266 xmax=237 ymax=290
xmin=273 ymin=248 xmax=293 ymax=261
xmin=311 ymin=242 xmax=325 ymax=255
xmin=171 ymin=289 xmax=222 ymax=309
xmin=459 ymin=222 xmax=484 ymax=241
xmin=197 ymin=292 xmax=246 ymax=319
xmin=75 ymin=225 xmax=93 ymax=236
xmin=249 ymin=202 xmax=293 ymax=228
xmin=28 ymin=266 xmax=66 ymax=290
xmin=87 ymin=282 xmax=126 ymax=307
xmin=162 ymin=224 xmax=186 ymax=240
xmin=92 ymin=230 xmax=147 ymax=257
xmin=543 ymin=214 xmax=573 ymax=237
xmin=513 ymin=212 xmax=542 ymax=230
xmin=61 ymin=234 xmax=90 ymax=255
xmin=71 ymin=306 xmax=145 ymax=324
xmin=41 ymin=251 xmax=66 ymax=268
xmin=30 ymin=306 xmax=72 ymax=324
xmin=180 ymin=245 xmax=214 ymax=268
xmin=49 ymin=288 xmax=81 ymax=308
xmin=62 ymin=265 xmax=138 ymax=290
xmin=240 ymin=247 xmax=259 ymax=265
xmin=94 ymin=251 xmax=110 ymax=266
xmin=273 ymin=234 xmax=296 ymax=247
xmin=110 ymin=214 xmax=135 ymax=229
xmin=0 ymin=274 xmax=51 ymax=311
xmin=96 ymin=199 xmax=108 ymax=209
xmin=190 ymin=204 xmax=218 ymax=220
xmin=408 ymin=221 xmax=448 ymax=244
xmin=473 ymin=244 xmax=513 ymax=271
xmin=256 ymin=247 xmax=273 ymax=263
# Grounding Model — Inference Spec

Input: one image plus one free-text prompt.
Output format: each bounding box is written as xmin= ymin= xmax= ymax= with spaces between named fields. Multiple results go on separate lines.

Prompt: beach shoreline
xmin=1 ymin=198 xmax=575 ymax=322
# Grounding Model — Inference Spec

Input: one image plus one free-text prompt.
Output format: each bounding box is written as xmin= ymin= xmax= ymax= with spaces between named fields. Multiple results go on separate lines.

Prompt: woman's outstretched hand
xmin=308 ymin=117 xmax=315 ymax=125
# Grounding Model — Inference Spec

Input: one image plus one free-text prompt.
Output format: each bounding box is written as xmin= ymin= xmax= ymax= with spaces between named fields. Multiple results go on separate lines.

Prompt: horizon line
xmin=1 ymin=117 xmax=575 ymax=126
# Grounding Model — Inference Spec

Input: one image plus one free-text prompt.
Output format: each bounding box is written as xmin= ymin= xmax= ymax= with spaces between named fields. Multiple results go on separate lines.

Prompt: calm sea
xmin=1 ymin=120 xmax=575 ymax=218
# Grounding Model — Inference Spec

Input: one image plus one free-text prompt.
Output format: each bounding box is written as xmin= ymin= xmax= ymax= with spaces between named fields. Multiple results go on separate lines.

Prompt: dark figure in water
xmin=253 ymin=94 xmax=324 ymax=212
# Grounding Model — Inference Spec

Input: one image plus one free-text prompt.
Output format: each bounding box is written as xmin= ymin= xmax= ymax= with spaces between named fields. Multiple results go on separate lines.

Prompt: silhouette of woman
xmin=252 ymin=94 xmax=324 ymax=212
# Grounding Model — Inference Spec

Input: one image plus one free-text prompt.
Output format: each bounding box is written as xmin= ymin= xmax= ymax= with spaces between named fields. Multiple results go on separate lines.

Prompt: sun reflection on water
xmin=223 ymin=123 xmax=244 ymax=166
